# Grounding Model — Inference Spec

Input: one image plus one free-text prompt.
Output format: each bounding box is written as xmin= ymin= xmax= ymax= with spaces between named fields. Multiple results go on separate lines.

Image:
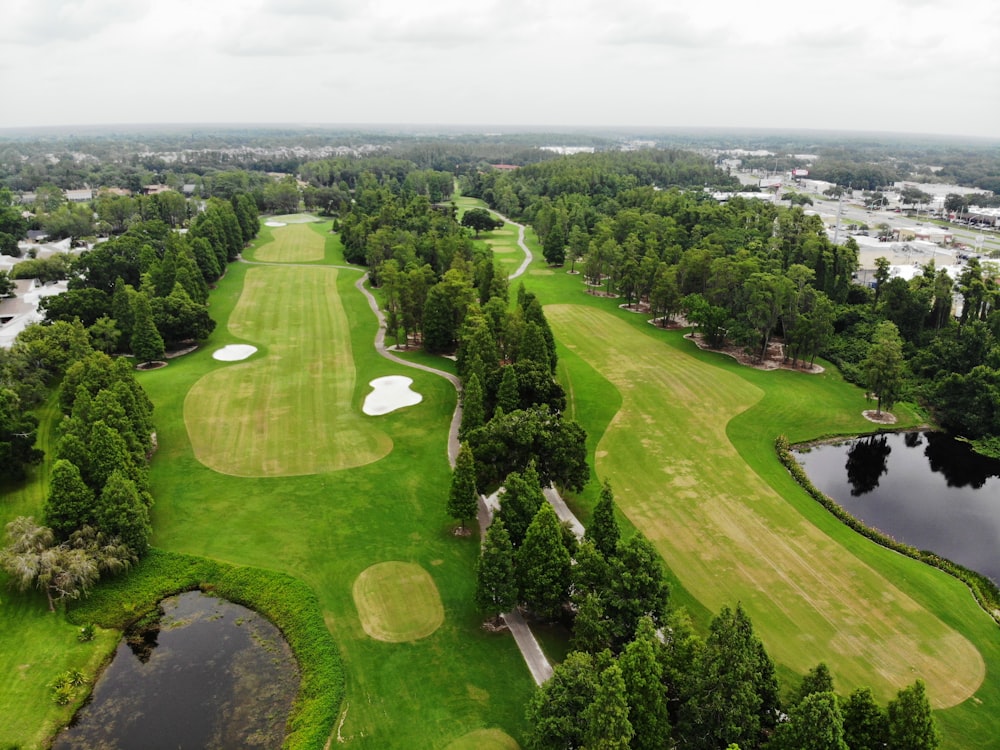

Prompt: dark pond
xmin=53 ymin=590 xmax=300 ymax=750
xmin=794 ymin=431 xmax=1000 ymax=585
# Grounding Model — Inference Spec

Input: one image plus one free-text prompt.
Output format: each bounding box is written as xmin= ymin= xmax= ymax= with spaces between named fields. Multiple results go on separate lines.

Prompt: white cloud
xmin=0 ymin=0 xmax=997 ymax=138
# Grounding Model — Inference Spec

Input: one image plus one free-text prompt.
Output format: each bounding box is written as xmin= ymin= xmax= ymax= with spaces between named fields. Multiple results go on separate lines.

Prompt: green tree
xmin=582 ymin=662 xmax=633 ymax=750
xmin=496 ymin=365 xmax=520 ymax=416
xmin=842 ymin=687 xmax=889 ymax=750
xmin=887 ymin=680 xmax=939 ymax=750
xmin=526 ymin=651 xmax=599 ymax=750
xmin=0 ymin=388 xmax=44 ymax=480
xmin=571 ymin=591 xmax=611 ymax=654
xmin=620 ymin=616 xmax=671 ymax=750
xmin=459 ymin=372 xmax=486 ymax=440
xmin=516 ymin=503 xmax=571 ymax=620
xmin=87 ymin=315 xmax=120 ymax=354
xmin=794 ymin=662 xmax=836 ymax=705
xmin=497 ymin=463 xmax=546 ymax=548
xmin=448 ymin=442 xmax=479 ymax=531
xmin=96 ymin=470 xmax=152 ymax=557
xmin=461 ymin=207 xmax=503 ymax=237
xmin=586 ymin=480 xmax=620 ymax=559
xmin=130 ymin=291 xmax=165 ymax=364
xmin=474 ymin=517 xmax=517 ymax=623
xmin=677 ymin=604 xmax=778 ymax=750
xmin=862 ymin=320 xmax=906 ymax=415
xmin=44 ymin=459 xmax=96 ymax=539
xmin=771 ymin=692 xmax=847 ymax=750
xmin=605 ymin=533 xmax=670 ymax=645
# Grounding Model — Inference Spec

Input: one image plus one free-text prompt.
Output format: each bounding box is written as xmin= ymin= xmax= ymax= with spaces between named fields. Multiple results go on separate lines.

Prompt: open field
xmin=250 ymin=221 xmax=327 ymax=263
xmin=547 ymin=304 xmax=982 ymax=707
xmin=185 ymin=264 xmax=392 ymax=476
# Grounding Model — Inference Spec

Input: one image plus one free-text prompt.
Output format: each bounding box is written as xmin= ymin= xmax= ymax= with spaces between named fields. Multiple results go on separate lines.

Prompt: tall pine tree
xmin=448 ymin=442 xmax=479 ymax=531
xmin=474 ymin=517 xmax=517 ymax=623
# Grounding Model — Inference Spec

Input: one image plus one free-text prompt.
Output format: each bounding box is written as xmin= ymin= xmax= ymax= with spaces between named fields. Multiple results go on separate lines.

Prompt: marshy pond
xmin=53 ymin=590 xmax=300 ymax=750
xmin=794 ymin=430 xmax=1000 ymax=584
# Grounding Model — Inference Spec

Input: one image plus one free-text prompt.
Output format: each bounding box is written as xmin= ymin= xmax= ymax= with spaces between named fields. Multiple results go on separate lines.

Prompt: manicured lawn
xmin=185 ymin=264 xmax=392 ymax=476
xmin=353 ymin=561 xmax=445 ymax=642
xmin=547 ymin=304 xmax=981 ymax=708
xmin=249 ymin=221 xmax=326 ymax=263
xmin=455 ymin=197 xmax=526 ymax=277
xmin=139 ymin=223 xmax=534 ymax=748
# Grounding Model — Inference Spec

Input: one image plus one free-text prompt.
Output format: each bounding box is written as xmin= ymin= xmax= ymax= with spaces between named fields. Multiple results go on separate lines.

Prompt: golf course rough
xmin=546 ymin=303 xmax=984 ymax=708
xmin=352 ymin=561 xmax=445 ymax=642
xmin=185 ymin=265 xmax=392 ymax=476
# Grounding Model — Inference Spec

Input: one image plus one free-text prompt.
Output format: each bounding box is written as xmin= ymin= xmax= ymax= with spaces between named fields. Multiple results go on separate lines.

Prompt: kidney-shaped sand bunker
xmin=362 ymin=375 xmax=422 ymax=416
xmin=352 ymin=561 xmax=444 ymax=642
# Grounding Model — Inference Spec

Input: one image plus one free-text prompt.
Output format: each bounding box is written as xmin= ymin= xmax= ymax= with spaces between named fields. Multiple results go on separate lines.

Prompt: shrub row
xmin=775 ymin=435 xmax=1000 ymax=626
xmin=68 ymin=548 xmax=343 ymax=750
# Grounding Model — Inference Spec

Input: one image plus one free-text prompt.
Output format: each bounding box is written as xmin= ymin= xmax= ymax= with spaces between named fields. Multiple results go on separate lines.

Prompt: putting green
xmin=547 ymin=303 xmax=984 ymax=708
xmin=253 ymin=222 xmax=325 ymax=263
xmin=185 ymin=265 xmax=392 ymax=476
xmin=353 ymin=562 xmax=444 ymax=642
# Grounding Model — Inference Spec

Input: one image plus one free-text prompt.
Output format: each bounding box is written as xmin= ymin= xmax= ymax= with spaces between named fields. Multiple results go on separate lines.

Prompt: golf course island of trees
xmin=1 ymin=128 xmax=999 ymax=749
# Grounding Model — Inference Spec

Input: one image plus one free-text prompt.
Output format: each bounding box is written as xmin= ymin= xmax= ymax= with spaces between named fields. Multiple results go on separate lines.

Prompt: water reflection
xmin=845 ymin=434 xmax=891 ymax=496
xmin=54 ymin=591 xmax=299 ymax=750
xmin=795 ymin=431 xmax=1000 ymax=584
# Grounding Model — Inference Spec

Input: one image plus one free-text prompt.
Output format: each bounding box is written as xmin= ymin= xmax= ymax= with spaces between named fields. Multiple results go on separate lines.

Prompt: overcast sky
xmin=2 ymin=0 xmax=997 ymax=139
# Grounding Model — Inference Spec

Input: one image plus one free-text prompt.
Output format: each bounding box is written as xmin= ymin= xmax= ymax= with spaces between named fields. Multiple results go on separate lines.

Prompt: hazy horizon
xmin=2 ymin=0 xmax=997 ymax=139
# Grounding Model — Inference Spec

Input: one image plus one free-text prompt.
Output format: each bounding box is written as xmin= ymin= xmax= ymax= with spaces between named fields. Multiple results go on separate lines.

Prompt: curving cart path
xmin=353 ymin=211 xmax=578 ymax=685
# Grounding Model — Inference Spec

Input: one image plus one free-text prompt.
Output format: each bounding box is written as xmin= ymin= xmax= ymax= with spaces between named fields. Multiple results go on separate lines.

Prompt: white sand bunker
xmin=363 ymin=376 xmax=422 ymax=416
xmin=264 ymin=220 xmax=287 ymax=227
xmin=213 ymin=344 xmax=258 ymax=362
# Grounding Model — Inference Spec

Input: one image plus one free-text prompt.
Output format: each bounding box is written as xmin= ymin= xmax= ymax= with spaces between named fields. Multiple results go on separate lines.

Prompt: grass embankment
xmin=67 ymin=549 xmax=343 ymax=750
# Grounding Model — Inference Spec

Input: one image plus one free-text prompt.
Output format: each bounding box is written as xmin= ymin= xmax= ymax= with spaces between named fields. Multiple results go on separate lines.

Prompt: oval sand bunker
xmin=213 ymin=344 xmax=258 ymax=362
xmin=363 ymin=375 xmax=422 ymax=415
xmin=264 ymin=220 xmax=287 ymax=227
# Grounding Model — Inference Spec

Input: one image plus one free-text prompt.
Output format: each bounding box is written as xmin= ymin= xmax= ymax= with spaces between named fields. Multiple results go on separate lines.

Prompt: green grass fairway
xmin=455 ymin=197 xmax=526 ymax=276
xmin=444 ymin=728 xmax=520 ymax=749
xmin=546 ymin=303 xmax=983 ymax=708
xmin=251 ymin=221 xmax=326 ymax=263
xmin=185 ymin=265 xmax=392 ymax=476
xmin=353 ymin=561 xmax=444 ymax=642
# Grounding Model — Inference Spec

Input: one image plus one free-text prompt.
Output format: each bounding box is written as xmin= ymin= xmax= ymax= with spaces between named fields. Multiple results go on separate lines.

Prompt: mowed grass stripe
xmin=185 ymin=265 xmax=391 ymax=476
xmin=546 ymin=303 xmax=983 ymax=707
xmin=252 ymin=221 xmax=326 ymax=263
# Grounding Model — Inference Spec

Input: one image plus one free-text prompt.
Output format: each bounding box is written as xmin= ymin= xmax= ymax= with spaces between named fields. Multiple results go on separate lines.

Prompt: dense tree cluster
xmin=35 ymin=195 xmax=258 ymax=355
xmin=476 ymin=483 xmax=942 ymax=749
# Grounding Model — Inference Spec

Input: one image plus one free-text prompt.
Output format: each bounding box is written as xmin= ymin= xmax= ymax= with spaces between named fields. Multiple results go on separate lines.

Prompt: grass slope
xmin=547 ymin=304 xmax=981 ymax=707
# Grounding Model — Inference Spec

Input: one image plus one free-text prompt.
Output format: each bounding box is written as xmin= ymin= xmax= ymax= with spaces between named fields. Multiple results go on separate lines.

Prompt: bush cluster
xmin=776 ymin=435 xmax=1000 ymax=625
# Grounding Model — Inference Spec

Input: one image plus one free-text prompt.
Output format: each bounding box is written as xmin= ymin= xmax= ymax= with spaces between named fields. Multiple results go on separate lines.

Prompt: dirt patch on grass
xmin=353 ymin=562 xmax=444 ymax=642
xmin=687 ymin=333 xmax=825 ymax=374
